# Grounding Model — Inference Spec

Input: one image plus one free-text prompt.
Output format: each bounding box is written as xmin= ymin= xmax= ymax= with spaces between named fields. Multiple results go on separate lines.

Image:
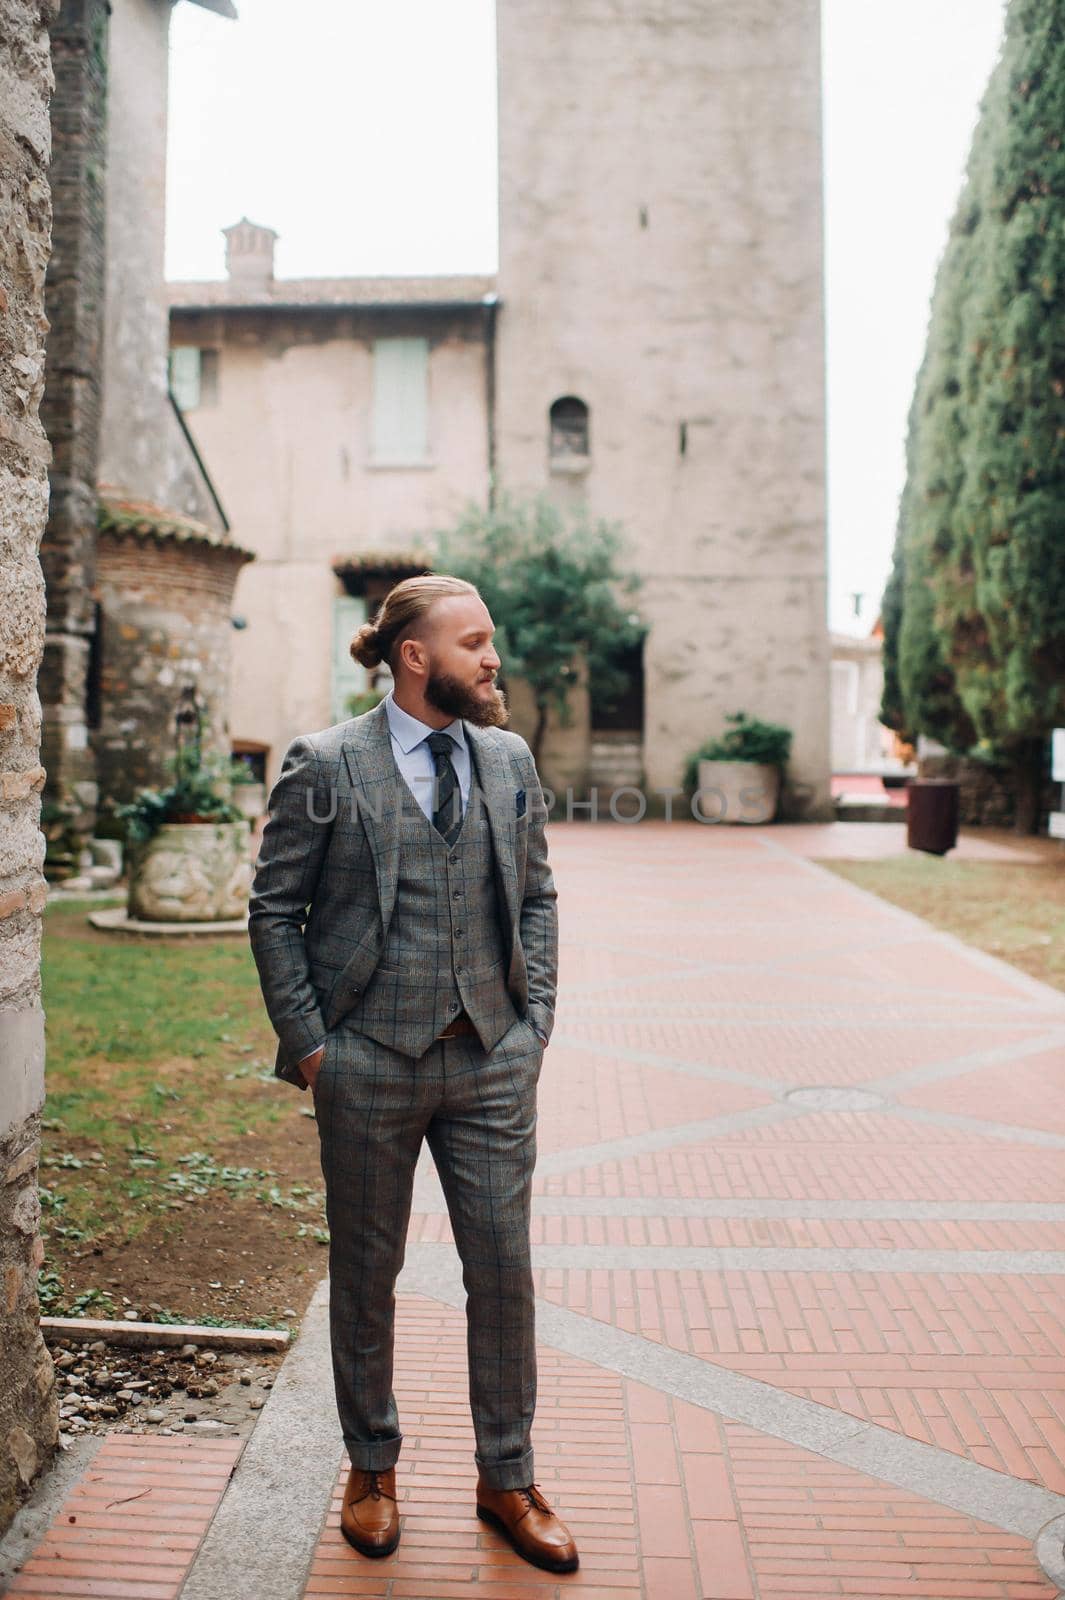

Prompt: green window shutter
xmin=169 ymin=347 xmax=202 ymax=411
xmin=371 ymin=337 xmax=429 ymax=464
xmin=333 ymin=595 xmax=368 ymax=723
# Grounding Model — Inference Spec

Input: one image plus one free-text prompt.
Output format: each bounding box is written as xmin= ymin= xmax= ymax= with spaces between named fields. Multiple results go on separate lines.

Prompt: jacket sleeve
xmin=247 ymin=734 xmax=335 ymax=1071
xmin=517 ymin=745 xmax=558 ymax=1046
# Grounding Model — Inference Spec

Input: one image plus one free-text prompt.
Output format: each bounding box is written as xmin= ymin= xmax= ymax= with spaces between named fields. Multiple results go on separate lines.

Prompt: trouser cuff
xmin=475 ymin=1447 xmax=535 ymax=1490
xmin=344 ymin=1434 xmax=402 ymax=1471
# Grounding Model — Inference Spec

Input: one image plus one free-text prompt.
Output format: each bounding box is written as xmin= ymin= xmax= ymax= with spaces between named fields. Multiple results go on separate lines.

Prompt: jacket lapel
xmin=466 ymin=723 xmax=521 ymax=941
xmin=341 ymin=698 xmax=400 ymax=930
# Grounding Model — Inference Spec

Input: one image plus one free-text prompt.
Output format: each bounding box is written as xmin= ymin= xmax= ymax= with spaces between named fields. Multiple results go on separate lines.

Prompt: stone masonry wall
xmin=495 ymin=0 xmax=830 ymax=812
xmin=38 ymin=0 xmax=111 ymax=850
xmin=93 ymin=531 xmax=252 ymax=810
xmin=0 ymin=0 xmax=61 ymax=1537
xmin=99 ymin=0 xmax=225 ymax=533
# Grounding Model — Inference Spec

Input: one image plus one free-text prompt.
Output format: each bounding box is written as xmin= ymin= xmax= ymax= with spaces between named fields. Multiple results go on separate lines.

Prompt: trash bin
xmin=907 ymin=779 xmax=960 ymax=856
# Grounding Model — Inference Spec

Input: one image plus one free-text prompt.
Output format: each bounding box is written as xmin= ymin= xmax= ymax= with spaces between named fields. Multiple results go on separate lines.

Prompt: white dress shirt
xmin=383 ymin=691 xmax=470 ymax=820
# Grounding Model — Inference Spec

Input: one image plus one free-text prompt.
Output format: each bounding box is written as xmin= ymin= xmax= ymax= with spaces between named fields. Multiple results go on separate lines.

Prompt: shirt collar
xmin=384 ymin=690 xmax=467 ymax=757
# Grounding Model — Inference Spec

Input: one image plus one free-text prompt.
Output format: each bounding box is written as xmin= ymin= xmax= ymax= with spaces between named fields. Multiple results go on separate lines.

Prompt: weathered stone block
xmin=4 ymin=1263 xmax=23 ymax=1315
xmin=1 ymin=0 xmax=59 ymax=1539
xmin=3 ymin=1139 xmax=40 ymax=1185
xmin=0 ymin=811 xmax=46 ymax=880
xmin=11 ymin=1184 xmax=41 ymax=1235
xmin=0 ymin=886 xmax=28 ymax=920
xmin=33 ymin=1346 xmax=54 ymax=1400
xmin=0 ymin=764 xmax=46 ymax=800
xmin=0 ymin=562 xmax=46 ymax=678
xmin=7 ymin=1425 xmax=37 ymax=1488
xmin=0 ymin=921 xmax=46 ymax=1008
xmin=128 ymin=820 xmax=252 ymax=922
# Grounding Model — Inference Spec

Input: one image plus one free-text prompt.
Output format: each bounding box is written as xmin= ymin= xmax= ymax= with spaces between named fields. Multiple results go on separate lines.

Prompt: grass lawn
xmin=39 ymin=899 xmax=329 ymax=1328
xmin=821 ymin=856 xmax=1065 ymax=994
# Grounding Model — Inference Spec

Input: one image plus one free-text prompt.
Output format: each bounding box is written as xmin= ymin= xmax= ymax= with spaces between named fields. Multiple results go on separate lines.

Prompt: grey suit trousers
xmin=313 ymin=1010 xmax=544 ymax=1490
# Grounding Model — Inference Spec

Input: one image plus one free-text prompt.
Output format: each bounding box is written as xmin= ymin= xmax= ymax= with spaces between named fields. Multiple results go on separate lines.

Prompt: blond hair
xmin=350 ymin=574 xmax=480 ymax=671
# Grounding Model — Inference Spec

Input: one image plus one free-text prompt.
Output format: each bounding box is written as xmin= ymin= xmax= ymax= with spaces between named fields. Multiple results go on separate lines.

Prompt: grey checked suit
xmin=247 ymin=698 xmax=558 ymax=1487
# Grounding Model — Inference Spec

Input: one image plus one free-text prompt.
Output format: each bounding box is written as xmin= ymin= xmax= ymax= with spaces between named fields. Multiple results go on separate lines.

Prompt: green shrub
xmin=116 ymin=748 xmax=244 ymax=845
xmin=683 ymin=711 xmax=793 ymax=791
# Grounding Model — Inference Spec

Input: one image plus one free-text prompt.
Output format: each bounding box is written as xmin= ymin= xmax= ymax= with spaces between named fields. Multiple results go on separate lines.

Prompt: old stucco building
xmin=831 ymin=628 xmax=893 ymax=775
xmin=171 ymin=0 xmax=829 ymax=811
xmin=1 ymin=0 xmax=60 ymax=1536
xmin=169 ymin=233 xmax=495 ymax=790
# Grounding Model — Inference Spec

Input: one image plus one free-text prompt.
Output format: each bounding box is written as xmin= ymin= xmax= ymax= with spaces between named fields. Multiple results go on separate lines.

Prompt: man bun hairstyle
xmin=349 ymin=621 xmax=386 ymax=669
xmin=349 ymin=573 xmax=480 ymax=673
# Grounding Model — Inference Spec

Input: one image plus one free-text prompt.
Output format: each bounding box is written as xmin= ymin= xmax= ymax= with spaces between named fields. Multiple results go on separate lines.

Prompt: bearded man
xmin=248 ymin=574 xmax=577 ymax=1573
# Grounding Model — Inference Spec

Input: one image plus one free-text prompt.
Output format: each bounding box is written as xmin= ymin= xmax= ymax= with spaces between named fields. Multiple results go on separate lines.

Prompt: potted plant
xmin=116 ymin=747 xmax=252 ymax=922
xmin=683 ymin=711 xmax=793 ymax=824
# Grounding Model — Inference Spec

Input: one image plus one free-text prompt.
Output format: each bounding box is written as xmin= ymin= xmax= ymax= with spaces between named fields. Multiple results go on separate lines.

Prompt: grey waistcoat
xmin=344 ymin=738 xmax=517 ymax=1058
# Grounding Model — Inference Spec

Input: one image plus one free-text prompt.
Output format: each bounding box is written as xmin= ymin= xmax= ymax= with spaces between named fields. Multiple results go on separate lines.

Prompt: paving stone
xmin=11 ymin=825 xmax=1065 ymax=1598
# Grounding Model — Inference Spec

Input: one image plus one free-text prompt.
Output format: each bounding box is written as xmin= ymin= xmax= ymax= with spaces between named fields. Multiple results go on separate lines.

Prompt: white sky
xmin=166 ymin=0 xmax=1007 ymax=637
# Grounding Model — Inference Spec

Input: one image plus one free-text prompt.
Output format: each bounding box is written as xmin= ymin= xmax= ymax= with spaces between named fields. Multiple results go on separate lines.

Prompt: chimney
xmin=223 ymin=217 xmax=278 ymax=284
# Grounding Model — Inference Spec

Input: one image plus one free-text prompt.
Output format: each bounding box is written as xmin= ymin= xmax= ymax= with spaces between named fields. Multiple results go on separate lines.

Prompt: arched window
xmin=549 ymin=395 xmax=590 ymax=460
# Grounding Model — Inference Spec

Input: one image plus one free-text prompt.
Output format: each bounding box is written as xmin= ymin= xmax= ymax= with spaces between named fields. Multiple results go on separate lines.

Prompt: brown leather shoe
xmin=340 ymin=1466 xmax=400 ymax=1557
xmin=476 ymin=1479 xmax=579 ymax=1573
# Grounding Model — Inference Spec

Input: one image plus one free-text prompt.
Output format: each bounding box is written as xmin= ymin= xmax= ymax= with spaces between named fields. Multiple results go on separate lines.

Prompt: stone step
xmin=588 ymin=738 xmax=644 ymax=788
xmin=834 ymin=795 xmax=906 ymax=823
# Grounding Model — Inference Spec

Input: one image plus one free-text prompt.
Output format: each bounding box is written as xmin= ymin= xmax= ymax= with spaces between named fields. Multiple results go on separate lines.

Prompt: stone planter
xmin=695 ymin=760 xmax=781 ymax=825
xmin=127 ymin=820 xmax=252 ymax=922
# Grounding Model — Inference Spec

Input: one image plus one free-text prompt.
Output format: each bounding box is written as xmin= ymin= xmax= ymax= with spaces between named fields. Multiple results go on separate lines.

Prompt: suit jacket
xmin=247 ymin=698 xmax=558 ymax=1089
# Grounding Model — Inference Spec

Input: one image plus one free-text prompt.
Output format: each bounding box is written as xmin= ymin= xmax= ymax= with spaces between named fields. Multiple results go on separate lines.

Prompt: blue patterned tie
xmin=426 ymin=731 xmax=462 ymax=846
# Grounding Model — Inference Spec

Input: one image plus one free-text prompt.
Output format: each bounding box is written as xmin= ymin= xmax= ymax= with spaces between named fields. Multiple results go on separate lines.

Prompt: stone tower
xmin=494 ymin=0 xmax=830 ymax=812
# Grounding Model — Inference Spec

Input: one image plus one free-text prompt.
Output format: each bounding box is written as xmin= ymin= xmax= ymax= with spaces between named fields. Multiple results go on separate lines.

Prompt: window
xmin=371 ymin=337 xmax=429 ymax=464
xmin=549 ymin=395 xmax=590 ymax=460
xmin=231 ymin=744 xmax=267 ymax=784
xmin=169 ymin=347 xmax=219 ymax=412
xmin=333 ymin=594 xmax=369 ymax=723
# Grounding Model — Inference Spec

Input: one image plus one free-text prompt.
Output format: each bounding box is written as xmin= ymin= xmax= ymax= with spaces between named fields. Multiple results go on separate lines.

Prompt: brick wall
xmin=0 ymin=0 xmax=61 ymax=1537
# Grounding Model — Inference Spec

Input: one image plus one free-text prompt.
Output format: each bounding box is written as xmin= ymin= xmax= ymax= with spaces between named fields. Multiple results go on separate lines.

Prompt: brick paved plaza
xmin=9 ymin=824 xmax=1065 ymax=1598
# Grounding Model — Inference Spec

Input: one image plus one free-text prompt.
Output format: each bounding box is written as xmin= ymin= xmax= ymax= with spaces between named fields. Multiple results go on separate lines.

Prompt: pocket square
xmin=515 ymin=788 xmax=527 ymax=818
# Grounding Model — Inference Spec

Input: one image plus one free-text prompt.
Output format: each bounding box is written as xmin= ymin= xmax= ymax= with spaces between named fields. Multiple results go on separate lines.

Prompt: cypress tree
xmin=879 ymin=536 xmax=907 ymax=735
xmin=881 ymin=109 xmax=993 ymax=751
xmin=937 ymin=0 xmax=1065 ymax=830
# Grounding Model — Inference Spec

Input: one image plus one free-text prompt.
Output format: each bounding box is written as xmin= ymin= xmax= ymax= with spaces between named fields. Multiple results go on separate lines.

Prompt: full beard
xmin=425 ymin=668 xmax=509 ymax=728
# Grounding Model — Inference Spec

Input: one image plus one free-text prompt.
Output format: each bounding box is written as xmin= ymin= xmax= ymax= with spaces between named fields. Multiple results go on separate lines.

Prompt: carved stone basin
xmin=127 ymin=821 xmax=252 ymax=923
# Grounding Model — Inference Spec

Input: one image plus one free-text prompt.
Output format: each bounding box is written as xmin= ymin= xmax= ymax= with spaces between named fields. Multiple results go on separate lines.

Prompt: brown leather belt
xmin=436 ymin=1012 xmax=478 ymax=1039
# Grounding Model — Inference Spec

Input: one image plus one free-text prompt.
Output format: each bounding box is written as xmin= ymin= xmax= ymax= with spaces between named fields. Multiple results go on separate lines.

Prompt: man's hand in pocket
xmin=299 ymin=1043 xmax=326 ymax=1093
